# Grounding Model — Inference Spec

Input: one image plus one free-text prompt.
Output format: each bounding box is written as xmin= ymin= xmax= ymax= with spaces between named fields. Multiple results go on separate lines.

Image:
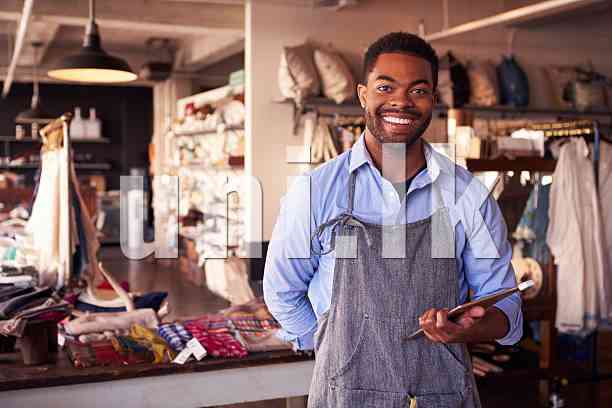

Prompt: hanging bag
xmin=497 ymin=55 xmax=529 ymax=107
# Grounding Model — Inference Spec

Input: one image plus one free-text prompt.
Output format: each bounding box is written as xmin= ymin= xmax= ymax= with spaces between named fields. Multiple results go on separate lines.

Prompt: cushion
xmin=467 ymin=60 xmax=499 ymax=107
xmin=313 ymin=46 xmax=355 ymax=103
xmin=278 ymin=43 xmax=320 ymax=103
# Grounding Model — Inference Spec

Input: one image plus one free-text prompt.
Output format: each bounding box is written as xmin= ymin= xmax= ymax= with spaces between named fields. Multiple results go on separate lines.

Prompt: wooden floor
xmin=99 ymin=247 xmax=612 ymax=408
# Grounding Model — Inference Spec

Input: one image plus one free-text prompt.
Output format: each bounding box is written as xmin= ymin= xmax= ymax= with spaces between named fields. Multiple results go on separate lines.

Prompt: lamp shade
xmin=16 ymin=105 xmax=54 ymax=124
xmin=48 ymin=47 xmax=137 ymax=83
xmin=47 ymin=10 xmax=137 ymax=84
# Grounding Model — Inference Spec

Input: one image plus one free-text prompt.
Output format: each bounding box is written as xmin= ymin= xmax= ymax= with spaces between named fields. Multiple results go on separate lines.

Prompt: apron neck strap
xmin=347 ymin=170 xmax=357 ymax=215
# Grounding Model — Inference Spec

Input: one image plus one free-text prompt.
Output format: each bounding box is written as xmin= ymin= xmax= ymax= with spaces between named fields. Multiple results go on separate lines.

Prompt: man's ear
xmin=357 ymin=83 xmax=367 ymax=109
xmin=433 ymin=89 xmax=439 ymax=105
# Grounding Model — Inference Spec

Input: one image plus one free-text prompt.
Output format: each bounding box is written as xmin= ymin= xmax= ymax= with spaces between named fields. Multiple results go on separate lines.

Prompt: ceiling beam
xmin=2 ymin=0 xmax=34 ymax=98
xmin=17 ymin=20 xmax=60 ymax=66
xmin=162 ymin=0 xmax=245 ymax=4
xmin=179 ymin=35 xmax=244 ymax=71
xmin=425 ymin=0 xmax=606 ymax=42
xmin=0 ymin=0 xmax=244 ymax=36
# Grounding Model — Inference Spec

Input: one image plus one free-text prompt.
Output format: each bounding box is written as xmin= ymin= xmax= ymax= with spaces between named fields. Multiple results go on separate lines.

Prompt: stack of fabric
xmin=0 ymin=284 xmax=70 ymax=338
xmin=66 ymin=339 xmax=124 ymax=368
xmin=0 ymin=264 xmax=38 ymax=286
xmin=62 ymin=309 xmax=174 ymax=368
xmin=158 ymin=322 xmax=192 ymax=352
xmin=183 ymin=317 xmax=248 ymax=358
xmin=61 ymin=298 xmax=293 ymax=368
xmin=220 ymin=297 xmax=292 ymax=352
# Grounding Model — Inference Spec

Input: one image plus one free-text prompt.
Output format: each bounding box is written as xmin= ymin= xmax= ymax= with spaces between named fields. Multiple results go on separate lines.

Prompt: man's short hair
xmin=363 ymin=32 xmax=438 ymax=89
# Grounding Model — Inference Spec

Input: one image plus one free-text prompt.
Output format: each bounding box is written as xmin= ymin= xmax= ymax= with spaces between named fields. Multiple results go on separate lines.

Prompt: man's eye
xmin=377 ymin=85 xmax=392 ymax=92
xmin=411 ymin=88 xmax=430 ymax=95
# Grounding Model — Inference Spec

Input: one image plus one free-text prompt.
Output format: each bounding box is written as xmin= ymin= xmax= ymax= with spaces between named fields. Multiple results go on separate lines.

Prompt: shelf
xmin=173 ymin=126 xmax=244 ymax=137
xmin=75 ymin=163 xmax=112 ymax=170
xmin=0 ymin=136 xmax=111 ymax=143
xmin=277 ymin=97 xmax=612 ymax=118
xmin=0 ymin=163 xmax=112 ymax=171
xmin=465 ymin=158 xmax=557 ymax=172
xmin=174 ymin=156 xmax=245 ymax=171
xmin=442 ymin=104 xmax=612 ymax=117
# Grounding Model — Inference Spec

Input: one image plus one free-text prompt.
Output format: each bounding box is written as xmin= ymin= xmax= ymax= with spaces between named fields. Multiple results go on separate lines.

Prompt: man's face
xmin=357 ymin=53 xmax=435 ymax=146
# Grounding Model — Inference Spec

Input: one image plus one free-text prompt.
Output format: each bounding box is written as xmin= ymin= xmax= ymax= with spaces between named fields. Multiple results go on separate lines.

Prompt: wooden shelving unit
xmin=173 ymin=126 xmax=244 ymax=138
xmin=0 ymin=136 xmax=111 ymax=143
xmin=277 ymin=96 xmax=612 ymax=119
xmin=0 ymin=163 xmax=112 ymax=171
xmin=466 ymin=158 xmax=557 ymax=172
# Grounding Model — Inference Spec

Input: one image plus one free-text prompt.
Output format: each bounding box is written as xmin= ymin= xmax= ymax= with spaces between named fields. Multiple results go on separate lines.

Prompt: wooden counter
xmin=0 ymin=247 xmax=314 ymax=407
xmin=0 ymin=349 xmax=315 ymax=407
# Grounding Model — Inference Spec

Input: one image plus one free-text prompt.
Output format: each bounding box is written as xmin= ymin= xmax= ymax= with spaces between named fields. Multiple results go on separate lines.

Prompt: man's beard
xmin=365 ymin=106 xmax=432 ymax=147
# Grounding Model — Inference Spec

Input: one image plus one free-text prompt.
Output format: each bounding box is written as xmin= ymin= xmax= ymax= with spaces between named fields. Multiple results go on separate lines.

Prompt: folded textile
xmin=230 ymin=317 xmax=281 ymax=332
xmin=158 ymin=322 xmax=192 ymax=352
xmin=75 ymin=292 xmax=167 ymax=313
xmin=63 ymin=308 xmax=159 ymax=336
xmin=78 ymin=332 xmax=118 ymax=344
xmin=0 ymin=264 xmax=38 ymax=277
xmin=184 ymin=319 xmax=247 ymax=358
xmin=112 ymin=335 xmax=154 ymax=364
xmin=66 ymin=340 xmax=123 ymax=368
xmin=0 ymin=285 xmax=33 ymax=302
xmin=0 ymin=286 xmax=53 ymax=319
xmin=235 ymin=329 xmax=293 ymax=353
xmin=0 ymin=275 xmax=33 ymax=285
xmin=0 ymin=298 xmax=70 ymax=337
xmin=66 ymin=340 xmax=95 ymax=368
xmin=129 ymin=324 xmax=175 ymax=363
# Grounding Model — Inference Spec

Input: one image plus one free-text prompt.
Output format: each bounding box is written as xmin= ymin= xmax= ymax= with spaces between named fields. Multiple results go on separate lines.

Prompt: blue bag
xmin=497 ymin=55 xmax=529 ymax=107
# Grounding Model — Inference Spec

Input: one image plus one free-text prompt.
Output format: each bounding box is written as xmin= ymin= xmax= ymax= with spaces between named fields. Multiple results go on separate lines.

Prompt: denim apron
xmin=307 ymin=171 xmax=481 ymax=408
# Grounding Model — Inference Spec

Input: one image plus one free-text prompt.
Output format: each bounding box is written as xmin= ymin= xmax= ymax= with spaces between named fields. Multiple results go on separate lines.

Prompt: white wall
xmin=245 ymin=0 xmax=612 ymax=241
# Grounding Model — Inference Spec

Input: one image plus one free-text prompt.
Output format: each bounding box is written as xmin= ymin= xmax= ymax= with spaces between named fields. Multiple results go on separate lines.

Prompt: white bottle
xmin=70 ymin=107 xmax=85 ymax=139
xmin=85 ymin=108 xmax=102 ymax=139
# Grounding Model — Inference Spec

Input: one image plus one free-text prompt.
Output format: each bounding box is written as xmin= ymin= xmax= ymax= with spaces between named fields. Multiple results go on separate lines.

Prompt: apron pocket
xmin=329 ymin=313 xmax=368 ymax=380
xmin=439 ymin=342 xmax=471 ymax=374
xmin=414 ymin=391 xmax=465 ymax=408
xmin=328 ymin=385 xmax=408 ymax=408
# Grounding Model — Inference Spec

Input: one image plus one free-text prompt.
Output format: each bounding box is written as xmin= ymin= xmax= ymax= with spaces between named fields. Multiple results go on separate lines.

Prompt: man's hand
xmin=419 ymin=306 xmax=485 ymax=343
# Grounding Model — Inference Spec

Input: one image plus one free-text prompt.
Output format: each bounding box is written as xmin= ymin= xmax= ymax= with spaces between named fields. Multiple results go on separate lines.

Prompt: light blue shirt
xmin=263 ymin=135 xmax=523 ymax=350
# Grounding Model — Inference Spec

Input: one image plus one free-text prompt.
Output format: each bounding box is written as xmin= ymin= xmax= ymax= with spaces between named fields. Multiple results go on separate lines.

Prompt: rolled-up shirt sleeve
xmin=264 ymin=176 xmax=319 ymax=350
xmin=462 ymin=192 xmax=523 ymax=346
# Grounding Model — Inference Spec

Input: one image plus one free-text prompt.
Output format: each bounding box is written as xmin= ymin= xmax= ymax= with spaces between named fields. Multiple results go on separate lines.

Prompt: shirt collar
xmin=348 ymin=133 xmax=446 ymax=184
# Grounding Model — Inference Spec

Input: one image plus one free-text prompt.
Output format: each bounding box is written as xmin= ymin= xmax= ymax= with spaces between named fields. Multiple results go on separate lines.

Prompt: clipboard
xmin=403 ymin=280 xmax=534 ymax=341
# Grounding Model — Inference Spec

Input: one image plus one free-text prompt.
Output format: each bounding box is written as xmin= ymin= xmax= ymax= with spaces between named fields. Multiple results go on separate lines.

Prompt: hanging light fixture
xmin=47 ymin=0 xmax=137 ymax=83
xmin=16 ymin=41 xmax=54 ymax=124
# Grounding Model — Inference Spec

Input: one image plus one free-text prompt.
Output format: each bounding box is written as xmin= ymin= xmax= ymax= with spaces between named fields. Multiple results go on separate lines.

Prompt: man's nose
xmin=389 ymin=92 xmax=416 ymax=109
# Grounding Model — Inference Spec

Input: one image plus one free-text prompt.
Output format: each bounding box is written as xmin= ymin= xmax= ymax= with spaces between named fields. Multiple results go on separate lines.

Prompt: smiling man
xmin=264 ymin=32 xmax=522 ymax=407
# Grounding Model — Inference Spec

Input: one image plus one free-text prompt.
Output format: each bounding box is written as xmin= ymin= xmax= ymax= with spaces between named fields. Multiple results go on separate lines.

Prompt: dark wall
xmin=0 ymin=82 xmax=153 ymax=190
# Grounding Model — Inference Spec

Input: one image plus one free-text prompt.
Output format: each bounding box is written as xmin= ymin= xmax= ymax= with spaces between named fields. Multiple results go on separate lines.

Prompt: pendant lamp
xmin=16 ymin=41 xmax=54 ymax=124
xmin=47 ymin=0 xmax=137 ymax=83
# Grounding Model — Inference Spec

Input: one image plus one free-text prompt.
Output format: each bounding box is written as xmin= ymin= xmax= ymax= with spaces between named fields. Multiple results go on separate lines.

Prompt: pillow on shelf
xmin=438 ymin=52 xmax=471 ymax=108
xmin=573 ymin=80 xmax=607 ymax=112
xmin=467 ymin=60 xmax=499 ymax=107
xmin=313 ymin=46 xmax=355 ymax=104
xmin=545 ymin=65 xmax=579 ymax=109
xmin=278 ymin=43 xmax=320 ymax=104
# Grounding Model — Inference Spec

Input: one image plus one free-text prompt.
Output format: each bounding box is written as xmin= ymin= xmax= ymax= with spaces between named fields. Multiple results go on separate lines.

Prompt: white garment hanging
xmin=547 ymin=138 xmax=610 ymax=334
xmin=26 ymin=149 xmax=69 ymax=287
xmin=596 ymin=141 xmax=612 ymax=325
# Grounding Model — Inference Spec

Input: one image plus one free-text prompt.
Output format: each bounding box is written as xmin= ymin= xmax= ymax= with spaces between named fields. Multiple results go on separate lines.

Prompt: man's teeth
xmin=382 ymin=116 xmax=413 ymax=125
